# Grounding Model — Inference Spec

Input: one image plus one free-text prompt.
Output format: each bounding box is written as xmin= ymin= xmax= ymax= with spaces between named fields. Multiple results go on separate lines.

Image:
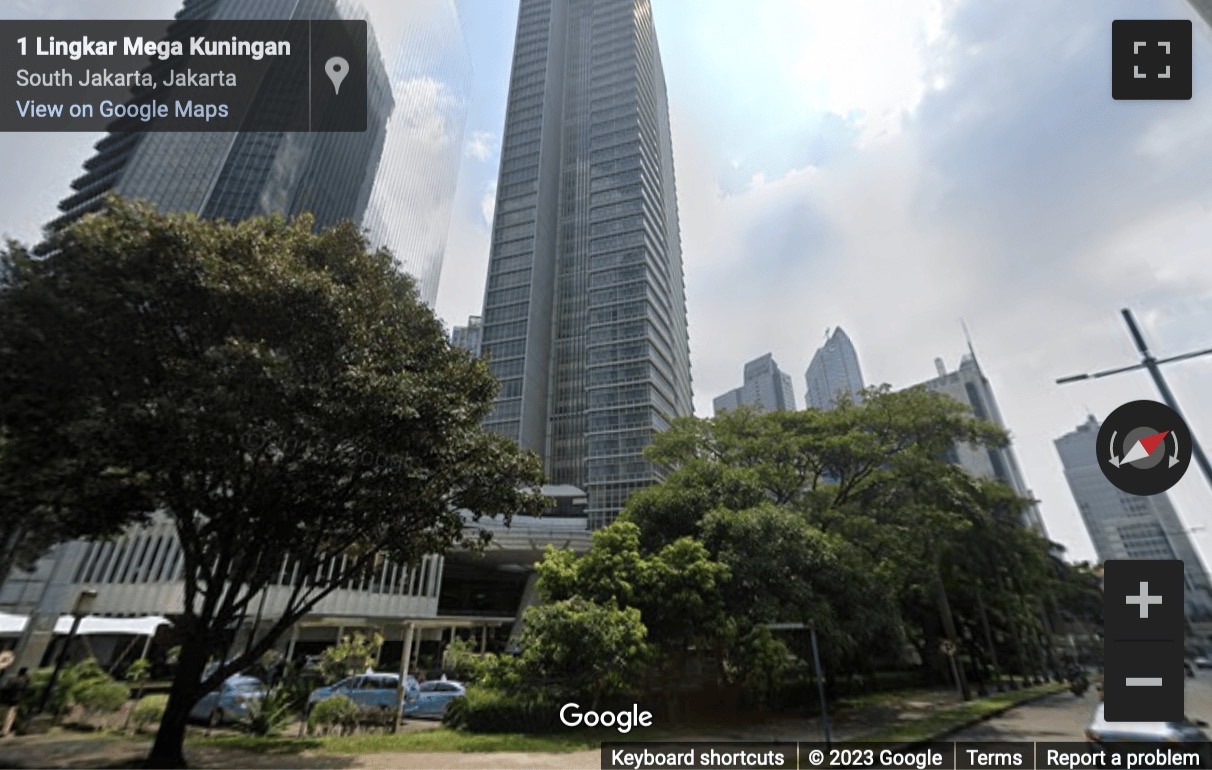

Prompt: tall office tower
xmin=713 ymin=353 xmax=796 ymax=415
xmin=451 ymin=315 xmax=483 ymax=356
xmin=916 ymin=351 xmax=1048 ymax=535
xmin=43 ymin=0 xmax=468 ymax=302
xmin=1056 ymin=416 xmax=1212 ymax=624
xmin=361 ymin=0 xmax=472 ymax=307
xmin=477 ymin=0 xmax=693 ymax=528
xmin=805 ymin=327 xmax=865 ymax=410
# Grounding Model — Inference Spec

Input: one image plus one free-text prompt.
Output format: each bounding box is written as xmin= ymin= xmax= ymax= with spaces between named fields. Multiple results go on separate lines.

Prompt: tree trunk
xmin=146 ymin=634 xmax=209 ymax=768
xmin=935 ymin=580 xmax=972 ymax=701
xmin=975 ymin=585 xmax=1003 ymax=690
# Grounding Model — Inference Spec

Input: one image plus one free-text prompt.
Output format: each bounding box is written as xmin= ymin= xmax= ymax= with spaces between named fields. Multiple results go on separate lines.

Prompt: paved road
xmin=952 ymin=674 xmax=1212 ymax=742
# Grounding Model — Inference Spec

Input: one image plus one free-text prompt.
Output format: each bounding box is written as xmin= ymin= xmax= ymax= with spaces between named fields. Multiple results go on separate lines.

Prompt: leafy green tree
xmin=319 ymin=632 xmax=384 ymax=682
xmin=0 ymin=198 xmax=546 ymax=767
xmin=700 ymin=503 xmax=900 ymax=677
xmin=513 ymin=597 xmax=651 ymax=708
xmin=537 ymin=521 xmax=731 ymax=668
xmin=618 ymin=387 xmax=1037 ymax=699
xmin=122 ymin=658 xmax=153 ymax=731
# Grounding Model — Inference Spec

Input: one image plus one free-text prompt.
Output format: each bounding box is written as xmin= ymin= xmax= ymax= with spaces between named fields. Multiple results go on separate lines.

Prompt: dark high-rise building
xmin=451 ymin=315 xmax=483 ymax=356
xmin=47 ymin=0 xmax=393 ymax=242
xmin=479 ymin=0 xmax=693 ymax=527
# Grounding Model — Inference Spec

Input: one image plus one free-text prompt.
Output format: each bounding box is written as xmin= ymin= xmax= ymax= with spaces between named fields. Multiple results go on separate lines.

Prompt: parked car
xmin=1194 ymin=656 xmax=1212 ymax=669
xmin=1086 ymin=702 xmax=1210 ymax=757
xmin=403 ymin=679 xmax=465 ymax=719
xmin=307 ymin=672 xmax=420 ymax=717
xmin=189 ymin=674 xmax=266 ymax=727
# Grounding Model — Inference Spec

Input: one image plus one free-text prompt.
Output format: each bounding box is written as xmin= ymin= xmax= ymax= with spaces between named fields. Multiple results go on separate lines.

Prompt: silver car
xmin=189 ymin=674 xmax=265 ymax=727
xmin=403 ymin=679 xmax=465 ymax=719
xmin=1086 ymin=702 xmax=1210 ymax=750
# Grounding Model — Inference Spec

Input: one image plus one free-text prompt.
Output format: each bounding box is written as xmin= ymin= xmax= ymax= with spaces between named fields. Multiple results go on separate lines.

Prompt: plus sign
xmin=1127 ymin=581 xmax=1163 ymax=619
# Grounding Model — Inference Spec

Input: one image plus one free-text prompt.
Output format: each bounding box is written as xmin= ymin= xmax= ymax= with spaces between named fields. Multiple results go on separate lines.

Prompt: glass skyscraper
xmin=1056 ymin=415 xmax=1212 ymax=623
xmin=479 ymin=0 xmax=693 ymax=527
xmin=805 ymin=327 xmax=865 ymax=410
xmin=361 ymin=0 xmax=472 ymax=307
xmin=44 ymin=0 xmax=471 ymax=303
xmin=713 ymin=353 xmax=796 ymax=415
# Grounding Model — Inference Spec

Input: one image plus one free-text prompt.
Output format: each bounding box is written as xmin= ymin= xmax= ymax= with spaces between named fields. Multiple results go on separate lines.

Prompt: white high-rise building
xmin=713 ymin=353 xmax=796 ymax=415
xmin=1056 ymin=415 xmax=1212 ymax=625
xmin=805 ymin=327 xmax=865 ymax=410
xmin=916 ymin=352 xmax=1048 ymax=536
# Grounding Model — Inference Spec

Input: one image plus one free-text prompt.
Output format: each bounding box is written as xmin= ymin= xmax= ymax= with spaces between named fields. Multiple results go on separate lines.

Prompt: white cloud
xmin=465 ymin=130 xmax=496 ymax=161
xmin=479 ymin=181 xmax=497 ymax=229
xmin=665 ymin=0 xmax=1212 ymax=565
xmin=787 ymin=0 xmax=958 ymax=143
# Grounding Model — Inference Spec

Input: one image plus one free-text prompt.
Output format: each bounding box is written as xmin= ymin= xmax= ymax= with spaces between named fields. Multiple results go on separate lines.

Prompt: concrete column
xmin=285 ymin=623 xmax=299 ymax=662
xmin=509 ymin=572 xmax=541 ymax=646
xmin=480 ymin=625 xmax=487 ymax=653
xmin=391 ymin=622 xmax=416 ymax=733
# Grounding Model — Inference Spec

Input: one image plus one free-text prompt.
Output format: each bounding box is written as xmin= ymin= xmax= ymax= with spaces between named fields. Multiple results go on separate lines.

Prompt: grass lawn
xmin=852 ymin=682 xmax=1067 ymax=743
xmin=191 ymin=725 xmax=670 ymax=755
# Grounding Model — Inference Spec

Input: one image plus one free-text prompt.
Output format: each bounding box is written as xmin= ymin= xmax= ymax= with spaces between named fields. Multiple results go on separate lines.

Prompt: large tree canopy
xmin=519 ymin=387 xmax=1077 ymax=710
xmin=0 ymin=197 xmax=545 ymax=767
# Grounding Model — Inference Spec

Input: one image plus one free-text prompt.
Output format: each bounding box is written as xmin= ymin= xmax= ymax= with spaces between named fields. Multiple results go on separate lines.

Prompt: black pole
xmin=1121 ymin=309 xmax=1212 ymax=493
xmin=810 ymin=627 xmax=832 ymax=746
xmin=35 ymin=615 xmax=82 ymax=715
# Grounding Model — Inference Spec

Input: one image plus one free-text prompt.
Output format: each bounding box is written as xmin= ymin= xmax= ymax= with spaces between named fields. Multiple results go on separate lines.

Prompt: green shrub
xmin=442 ymin=687 xmax=561 ymax=733
xmin=72 ymin=676 xmax=129 ymax=714
xmin=131 ymin=694 xmax=168 ymax=733
xmin=245 ymin=687 xmax=295 ymax=737
xmin=23 ymin=659 xmax=129 ymax=722
xmin=307 ymin=695 xmax=359 ymax=735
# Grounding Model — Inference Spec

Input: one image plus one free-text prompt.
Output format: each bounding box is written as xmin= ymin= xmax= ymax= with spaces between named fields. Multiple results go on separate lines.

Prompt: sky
xmin=3 ymin=0 xmax=1212 ymax=567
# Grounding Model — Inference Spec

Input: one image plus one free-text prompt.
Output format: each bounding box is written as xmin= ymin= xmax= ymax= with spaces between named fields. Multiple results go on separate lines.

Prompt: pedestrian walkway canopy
xmin=51 ymin=615 xmax=169 ymax=636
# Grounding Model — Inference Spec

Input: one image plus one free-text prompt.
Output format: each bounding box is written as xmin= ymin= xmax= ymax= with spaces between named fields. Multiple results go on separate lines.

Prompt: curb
xmin=901 ymin=685 xmax=1070 ymax=748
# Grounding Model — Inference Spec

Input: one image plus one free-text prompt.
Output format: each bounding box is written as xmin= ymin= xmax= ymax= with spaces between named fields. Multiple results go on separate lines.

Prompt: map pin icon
xmin=325 ymin=56 xmax=349 ymax=95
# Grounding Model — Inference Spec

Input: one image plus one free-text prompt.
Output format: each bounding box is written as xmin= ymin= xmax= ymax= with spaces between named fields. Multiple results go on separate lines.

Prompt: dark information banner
xmin=0 ymin=20 xmax=366 ymax=131
xmin=601 ymin=742 xmax=1212 ymax=770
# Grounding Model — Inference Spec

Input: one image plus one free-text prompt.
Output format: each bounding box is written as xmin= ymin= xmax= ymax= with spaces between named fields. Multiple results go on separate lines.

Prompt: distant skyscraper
xmin=361 ymin=0 xmax=472 ymax=306
xmin=805 ymin=327 xmax=865 ymax=410
xmin=713 ymin=353 xmax=795 ymax=415
xmin=917 ymin=352 xmax=1048 ymax=535
xmin=1056 ymin=415 xmax=1212 ymax=623
xmin=451 ymin=315 xmax=483 ymax=356
xmin=478 ymin=0 xmax=693 ymax=527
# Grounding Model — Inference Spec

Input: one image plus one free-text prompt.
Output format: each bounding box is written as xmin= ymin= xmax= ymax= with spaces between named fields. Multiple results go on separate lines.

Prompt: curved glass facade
xmin=361 ymin=0 xmax=471 ymax=307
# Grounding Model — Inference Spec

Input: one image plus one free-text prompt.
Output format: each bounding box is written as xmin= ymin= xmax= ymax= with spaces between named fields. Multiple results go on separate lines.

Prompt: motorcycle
xmin=1069 ymin=673 xmax=1089 ymax=696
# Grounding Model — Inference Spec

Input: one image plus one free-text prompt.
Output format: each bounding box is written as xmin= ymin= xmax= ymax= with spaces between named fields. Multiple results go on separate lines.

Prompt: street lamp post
xmin=35 ymin=590 xmax=97 ymax=716
xmin=1056 ymin=308 xmax=1212 ymax=493
xmin=768 ymin=622 xmax=831 ymax=745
